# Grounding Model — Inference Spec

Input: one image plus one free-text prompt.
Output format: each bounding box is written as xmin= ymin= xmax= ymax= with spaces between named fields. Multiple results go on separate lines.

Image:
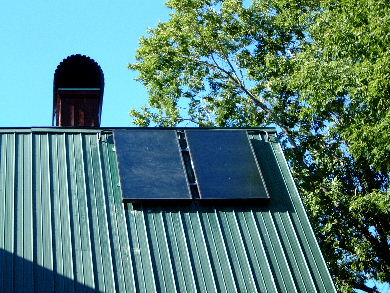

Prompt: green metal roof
xmin=0 ymin=128 xmax=336 ymax=293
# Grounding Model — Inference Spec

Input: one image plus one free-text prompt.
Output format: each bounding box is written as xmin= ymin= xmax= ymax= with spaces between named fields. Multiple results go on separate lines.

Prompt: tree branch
xmin=177 ymin=117 xmax=198 ymax=124
xmin=354 ymin=282 xmax=382 ymax=293
xmin=193 ymin=56 xmax=297 ymax=147
xmin=358 ymin=224 xmax=390 ymax=265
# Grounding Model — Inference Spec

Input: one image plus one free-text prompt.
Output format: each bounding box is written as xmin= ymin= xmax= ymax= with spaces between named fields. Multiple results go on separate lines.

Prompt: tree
xmin=287 ymin=1 xmax=390 ymax=292
xmin=129 ymin=0 xmax=390 ymax=292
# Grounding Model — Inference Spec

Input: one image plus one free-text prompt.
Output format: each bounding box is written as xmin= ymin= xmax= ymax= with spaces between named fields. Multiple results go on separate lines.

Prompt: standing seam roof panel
xmin=271 ymin=140 xmax=336 ymax=293
xmin=0 ymin=129 xmax=336 ymax=293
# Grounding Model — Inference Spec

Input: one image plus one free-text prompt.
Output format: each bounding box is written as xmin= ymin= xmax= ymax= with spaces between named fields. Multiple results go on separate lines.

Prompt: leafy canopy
xmin=129 ymin=0 xmax=390 ymax=292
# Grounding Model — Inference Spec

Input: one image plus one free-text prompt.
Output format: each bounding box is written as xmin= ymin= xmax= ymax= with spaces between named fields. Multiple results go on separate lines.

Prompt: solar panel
xmin=113 ymin=129 xmax=191 ymax=200
xmin=185 ymin=130 xmax=269 ymax=199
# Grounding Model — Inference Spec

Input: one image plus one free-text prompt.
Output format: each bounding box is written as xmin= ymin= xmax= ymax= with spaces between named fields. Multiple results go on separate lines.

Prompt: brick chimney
xmin=53 ymin=55 xmax=104 ymax=127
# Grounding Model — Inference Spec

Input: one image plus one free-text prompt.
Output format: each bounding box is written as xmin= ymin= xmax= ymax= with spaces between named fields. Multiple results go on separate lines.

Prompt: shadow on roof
xmin=0 ymin=248 xmax=98 ymax=293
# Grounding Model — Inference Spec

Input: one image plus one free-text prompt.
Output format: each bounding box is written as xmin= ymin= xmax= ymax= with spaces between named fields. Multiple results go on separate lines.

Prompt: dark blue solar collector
xmin=185 ymin=130 xmax=269 ymax=200
xmin=113 ymin=129 xmax=191 ymax=200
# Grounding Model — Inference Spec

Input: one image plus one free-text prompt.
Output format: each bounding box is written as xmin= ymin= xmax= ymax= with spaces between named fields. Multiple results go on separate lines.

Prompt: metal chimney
xmin=53 ymin=55 xmax=104 ymax=127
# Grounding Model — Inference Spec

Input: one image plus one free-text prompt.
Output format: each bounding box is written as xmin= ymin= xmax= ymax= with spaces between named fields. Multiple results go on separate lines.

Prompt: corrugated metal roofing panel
xmin=0 ymin=129 xmax=336 ymax=293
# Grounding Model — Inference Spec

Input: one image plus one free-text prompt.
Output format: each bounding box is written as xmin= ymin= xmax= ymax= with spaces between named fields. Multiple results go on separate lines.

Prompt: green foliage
xmin=129 ymin=0 xmax=390 ymax=292
xmin=290 ymin=0 xmax=390 ymax=173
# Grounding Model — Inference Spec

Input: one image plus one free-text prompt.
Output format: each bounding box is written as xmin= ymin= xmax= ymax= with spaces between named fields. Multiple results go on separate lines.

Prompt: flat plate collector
xmin=186 ymin=130 xmax=269 ymax=199
xmin=113 ymin=129 xmax=191 ymax=200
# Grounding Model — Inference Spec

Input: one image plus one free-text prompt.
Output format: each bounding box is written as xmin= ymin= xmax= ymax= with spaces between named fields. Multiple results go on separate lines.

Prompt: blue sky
xmin=0 ymin=0 xmax=170 ymax=127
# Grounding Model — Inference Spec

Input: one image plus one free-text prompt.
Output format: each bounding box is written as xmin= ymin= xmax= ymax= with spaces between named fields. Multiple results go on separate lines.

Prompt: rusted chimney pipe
xmin=53 ymin=55 xmax=104 ymax=127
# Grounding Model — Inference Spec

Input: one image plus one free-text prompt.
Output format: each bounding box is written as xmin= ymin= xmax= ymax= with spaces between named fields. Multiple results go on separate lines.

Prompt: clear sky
xmin=0 ymin=0 xmax=170 ymax=127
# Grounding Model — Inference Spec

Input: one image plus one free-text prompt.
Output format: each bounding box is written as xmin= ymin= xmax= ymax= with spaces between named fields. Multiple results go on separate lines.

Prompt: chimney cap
xmin=53 ymin=54 xmax=104 ymax=124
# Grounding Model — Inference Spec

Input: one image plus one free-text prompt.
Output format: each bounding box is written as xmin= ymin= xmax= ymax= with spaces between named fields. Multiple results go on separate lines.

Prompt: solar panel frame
xmin=113 ymin=129 xmax=191 ymax=200
xmin=185 ymin=129 xmax=270 ymax=200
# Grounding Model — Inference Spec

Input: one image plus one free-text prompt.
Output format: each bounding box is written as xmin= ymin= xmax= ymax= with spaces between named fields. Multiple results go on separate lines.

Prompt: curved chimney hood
xmin=53 ymin=54 xmax=104 ymax=127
